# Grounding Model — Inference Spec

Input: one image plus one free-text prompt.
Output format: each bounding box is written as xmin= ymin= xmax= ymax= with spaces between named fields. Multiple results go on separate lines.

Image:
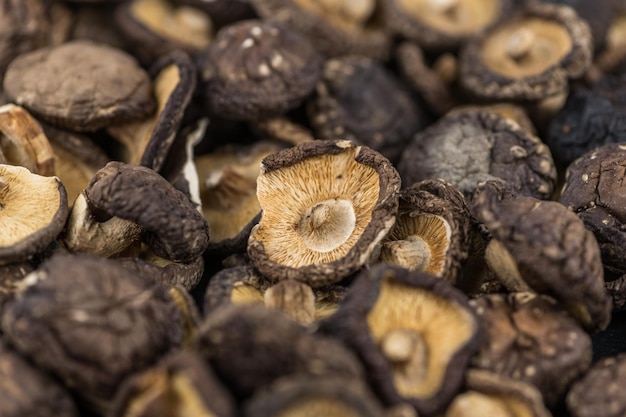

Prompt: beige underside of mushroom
xmin=253 ymin=147 xmax=380 ymax=268
xmin=367 ymin=279 xmax=475 ymax=399
xmin=397 ymin=0 xmax=499 ymax=34
xmin=273 ymin=398 xmax=362 ymax=417
xmin=294 ymin=0 xmax=375 ymax=31
xmin=445 ymin=391 xmax=534 ymax=417
xmin=480 ymin=18 xmax=572 ymax=78
xmin=50 ymin=143 xmax=97 ymax=206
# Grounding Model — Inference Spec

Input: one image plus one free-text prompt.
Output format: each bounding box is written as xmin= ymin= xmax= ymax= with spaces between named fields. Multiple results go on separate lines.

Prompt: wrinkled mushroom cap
xmin=248 ymin=140 xmax=400 ymax=286
xmin=0 ymin=164 xmax=68 ymax=265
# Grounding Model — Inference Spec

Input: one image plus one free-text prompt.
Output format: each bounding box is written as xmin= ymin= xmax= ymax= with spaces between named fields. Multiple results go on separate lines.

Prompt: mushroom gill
xmin=397 ymin=0 xmax=500 ymax=35
xmin=272 ymin=398 xmax=363 ymax=417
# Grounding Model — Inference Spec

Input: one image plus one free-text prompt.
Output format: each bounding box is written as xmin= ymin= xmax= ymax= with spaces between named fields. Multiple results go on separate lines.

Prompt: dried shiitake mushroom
xmin=560 ymin=143 xmax=626 ymax=279
xmin=0 ymin=164 xmax=68 ymax=265
xmin=605 ymin=275 xmax=626 ymax=311
xmin=398 ymin=110 xmax=556 ymax=200
xmin=110 ymin=349 xmax=236 ymax=417
xmin=248 ymin=140 xmax=401 ymax=286
xmin=200 ymin=19 xmax=323 ymax=121
xmin=250 ymin=0 xmax=391 ymax=60
xmin=171 ymin=0 xmax=255 ymax=28
xmin=193 ymin=304 xmax=364 ymax=398
xmin=1 ymin=252 xmax=185 ymax=409
xmin=473 ymin=181 xmax=611 ymax=332
xmin=321 ymin=264 xmax=480 ymax=416
xmin=459 ymin=3 xmax=592 ymax=101
xmin=3 ymin=40 xmax=155 ymax=131
xmin=379 ymin=179 xmax=472 ymax=285
xmin=470 ymin=292 xmax=592 ymax=407
xmin=566 ymin=354 xmax=626 ymax=417
xmin=70 ymin=3 xmax=129 ymax=50
xmin=0 ymin=341 xmax=79 ymax=417
xmin=381 ymin=0 xmax=513 ymax=51
xmin=0 ymin=261 xmax=34 ymax=317
xmin=308 ymin=56 xmax=423 ymax=164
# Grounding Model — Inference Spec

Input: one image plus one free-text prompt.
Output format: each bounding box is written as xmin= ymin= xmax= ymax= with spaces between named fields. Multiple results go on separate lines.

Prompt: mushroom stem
xmin=381 ymin=328 xmax=427 ymax=367
xmin=380 ymin=236 xmax=432 ymax=272
xmin=297 ymin=199 xmax=356 ymax=253
xmin=204 ymin=167 xmax=256 ymax=210
xmin=340 ymin=0 xmax=375 ymax=24
xmin=506 ymin=29 xmax=535 ymax=61
xmin=264 ymin=280 xmax=316 ymax=325
xmin=428 ymin=0 xmax=458 ymax=14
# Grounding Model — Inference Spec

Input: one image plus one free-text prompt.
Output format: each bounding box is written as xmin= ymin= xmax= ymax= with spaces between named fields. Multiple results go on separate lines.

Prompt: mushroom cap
xmin=470 ymin=292 xmax=592 ymax=407
xmin=248 ymin=140 xmax=400 ymax=286
xmin=459 ymin=3 xmax=592 ymax=100
xmin=0 ymin=164 xmax=68 ymax=265
xmin=170 ymin=0 xmax=255 ymax=28
xmin=398 ymin=110 xmax=556 ymax=200
xmin=473 ymin=181 xmax=612 ymax=332
xmin=381 ymin=0 xmax=513 ymax=51
xmin=201 ymin=19 xmax=323 ymax=121
xmin=3 ymin=40 xmax=155 ymax=131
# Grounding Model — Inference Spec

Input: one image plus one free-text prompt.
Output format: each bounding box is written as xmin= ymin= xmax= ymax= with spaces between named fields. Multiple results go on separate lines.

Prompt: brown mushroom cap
xmin=248 ymin=140 xmax=400 ymax=287
xmin=0 ymin=164 xmax=68 ymax=265
xmin=470 ymin=293 xmax=592 ymax=408
xmin=3 ymin=40 xmax=155 ymax=131
xmin=459 ymin=3 xmax=592 ymax=101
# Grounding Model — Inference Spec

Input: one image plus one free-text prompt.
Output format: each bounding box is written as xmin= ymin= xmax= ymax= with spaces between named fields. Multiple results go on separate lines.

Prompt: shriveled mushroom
xmin=379 ymin=179 xmax=472 ymax=285
xmin=0 ymin=164 xmax=68 ymax=265
xmin=460 ymin=3 xmax=593 ymax=101
xmin=248 ymin=140 xmax=400 ymax=286
xmin=3 ymin=40 xmax=155 ymax=131
xmin=320 ymin=264 xmax=480 ymax=416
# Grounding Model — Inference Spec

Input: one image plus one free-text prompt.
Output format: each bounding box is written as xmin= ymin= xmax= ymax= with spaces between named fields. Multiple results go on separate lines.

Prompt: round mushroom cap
xmin=201 ymin=19 xmax=323 ymax=121
xmin=470 ymin=292 xmax=592 ymax=407
xmin=0 ymin=164 xmax=68 ymax=265
xmin=3 ymin=40 xmax=156 ymax=131
xmin=247 ymin=140 xmax=401 ymax=287
xmin=459 ymin=3 xmax=592 ymax=101
xmin=398 ymin=110 xmax=556 ymax=200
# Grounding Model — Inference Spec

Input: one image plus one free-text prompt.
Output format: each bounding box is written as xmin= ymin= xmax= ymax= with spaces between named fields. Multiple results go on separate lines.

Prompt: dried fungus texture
xmin=470 ymin=293 xmax=592 ymax=407
xmin=248 ymin=140 xmax=400 ymax=286
xmin=201 ymin=19 xmax=323 ymax=121
xmin=309 ymin=56 xmax=423 ymax=164
xmin=0 ymin=253 xmax=184 ymax=404
xmin=0 ymin=342 xmax=79 ymax=417
xmin=193 ymin=304 xmax=364 ymax=398
xmin=85 ymin=161 xmax=209 ymax=263
xmin=115 ymin=250 xmax=204 ymax=290
xmin=473 ymin=182 xmax=611 ymax=332
xmin=566 ymin=354 xmax=626 ymax=417
xmin=399 ymin=110 xmax=556 ymax=200
xmin=560 ymin=143 xmax=626 ymax=279
xmin=3 ymin=40 xmax=155 ymax=131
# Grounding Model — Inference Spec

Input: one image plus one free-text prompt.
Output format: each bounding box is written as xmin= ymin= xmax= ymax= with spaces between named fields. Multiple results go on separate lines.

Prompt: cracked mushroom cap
xmin=560 ymin=143 xmax=626 ymax=279
xmin=247 ymin=140 xmax=401 ymax=287
xmin=85 ymin=161 xmax=209 ymax=263
xmin=566 ymin=354 xmax=626 ymax=417
xmin=459 ymin=3 xmax=593 ymax=101
xmin=398 ymin=110 xmax=557 ymax=200
xmin=321 ymin=264 xmax=480 ymax=416
xmin=250 ymin=0 xmax=391 ymax=60
xmin=472 ymin=181 xmax=612 ymax=332
xmin=469 ymin=293 xmax=592 ymax=408
xmin=0 ymin=164 xmax=68 ymax=265
xmin=308 ymin=56 xmax=424 ymax=164
xmin=381 ymin=0 xmax=513 ymax=51
xmin=3 ymin=40 xmax=155 ymax=131
xmin=200 ymin=19 xmax=323 ymax=121
xmin=379 ymin=179 xmax=472 ymax=285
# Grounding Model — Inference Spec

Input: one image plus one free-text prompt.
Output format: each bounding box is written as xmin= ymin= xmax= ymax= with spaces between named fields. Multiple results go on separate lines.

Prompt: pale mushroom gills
xmin=397 ymin=0 xmax=499 ymax=35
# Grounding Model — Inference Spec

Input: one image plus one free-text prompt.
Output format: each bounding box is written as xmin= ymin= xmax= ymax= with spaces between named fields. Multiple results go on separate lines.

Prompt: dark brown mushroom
xmin=3 ymin=40 xmax=155 ymax=131
xmin=605 ymin=274 xmax=626 ymax=311
xmin=559 ymin=143 xmax=626 ymax=280
xmin=0 ymin=341 xmax=79 ymax=417
xmin=469 ymin=292 xmax=592 ymax=407
xmin=200 ymin=19 xmax=323 ymax=121
xmin=193 ymin=304 xmax=364 ymax=398
xmin=379 ymin=179 xmax=473 ymax=285
xmin=320 ymin=264 xmax=480 ymax=416
xmin=381 ymin=0 xmax=513 ymax=51
xmin=70 ymin=3 xmax=129 ymax=50
xmin=0 ymin=252 xmax=185 ymax=409
xmin=248 ymin=140 xmax=400 ymax=287
xmin=398 ymin=110 xmax=557 ymax=200
xmin=308 ymin=56 xmax=424 ymax=164
xmin=473 ymin=181 xmax=612 ymax=332
xmin=0 ymin=164 xmax=68 ymax=265
xmin=566 ymin=354 xmax=626 ymax=417
xmin=250 ymin=0 xmax=391 ymax=60
xmin=459 ymin=3 xmax=593 ymax=101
